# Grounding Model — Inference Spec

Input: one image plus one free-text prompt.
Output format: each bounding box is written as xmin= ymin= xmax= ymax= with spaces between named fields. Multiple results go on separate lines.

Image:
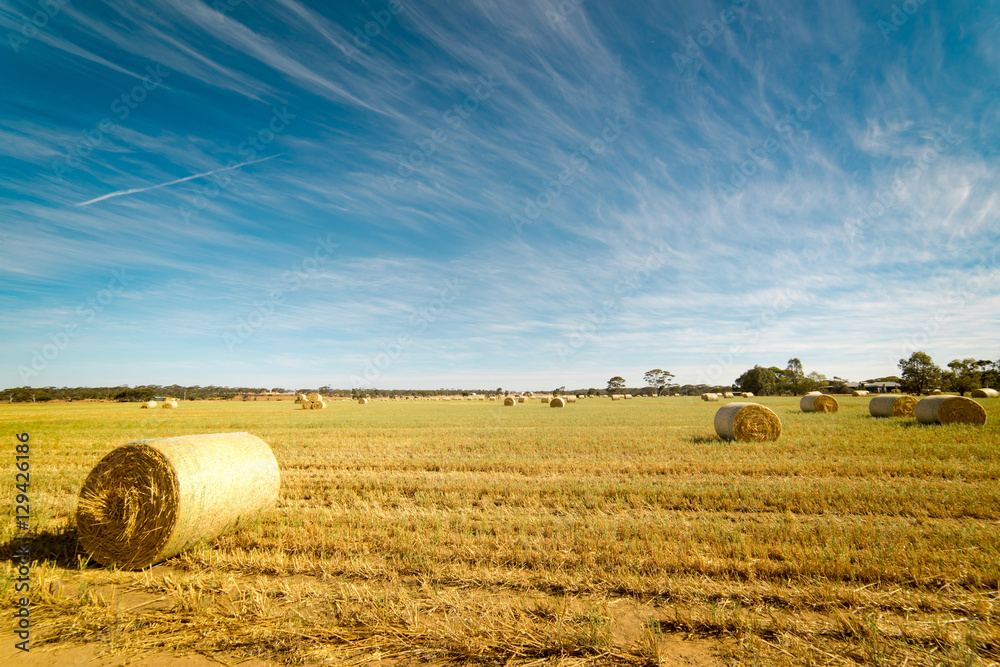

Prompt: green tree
xmin=946 ymin=358 xmax=981 ymax=396
xmin=607 ymin=376 xmax=626 ymax=393
xmin=643 ymin=369 xmax=675 ymax=395
xmin=898 ymin=351 xmax=943 ymax=396
xmin=734 ymin=366 xmax=780 ymax=396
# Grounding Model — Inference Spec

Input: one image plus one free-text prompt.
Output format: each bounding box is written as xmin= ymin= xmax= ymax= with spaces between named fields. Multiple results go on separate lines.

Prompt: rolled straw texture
xmin=518 ymin=397 xmax=527 ymax=403
xmin=971 ymin=388 xmax=999 ymax=398
xmin=76 ymin=432 xmax=280 ymax=570
xmin=161 ymin=401 xmax=178 ymax=409
xmin=702 ymin=393 xmax=719 ymax=402
xmin=300 ymin=400 xmax=311 ymax=410
xmin=868 ymin=395 xmax=918 ymax=418
xmin=714 ymin=403 xmax=782 ymax=441
xmin=310 ymin=400 xmax=326 ymax=409
xmin=141 ymin=401 xmax=156 ymax=409
xmin=740 ymin=392 xmax=754 ymax=398
xmin=358 ymin=398 xmax=368 ymax=404
xmin=565 ymin=396 xmax=577 ymax=403
xmin=852 ymin=390 xmax=869 ymax=397
xmin=549 ymin=397 xmax=566 ymax=408
xmin=914 ymin=396 xmax=987 ymax=425
xmin=503 ymin=397 xmax=516 ymax=406
xmin=800 ymin=394 xmax=839 ymax=413
xmin=723 ymin=392 xmax=735 ymax=398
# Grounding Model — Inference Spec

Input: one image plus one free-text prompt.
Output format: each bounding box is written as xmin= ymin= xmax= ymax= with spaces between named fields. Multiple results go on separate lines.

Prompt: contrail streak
xmin=74 ymin=155 xmax=283 ymax=206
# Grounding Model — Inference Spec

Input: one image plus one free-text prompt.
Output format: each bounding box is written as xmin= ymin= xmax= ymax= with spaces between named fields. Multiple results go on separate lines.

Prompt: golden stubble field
xmin=2 ymin=396 xmax=999 ymax=666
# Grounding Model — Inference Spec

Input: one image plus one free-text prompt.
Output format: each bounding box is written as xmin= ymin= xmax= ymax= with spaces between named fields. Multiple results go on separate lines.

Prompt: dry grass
xmin=2 ymin=397 xmax=999 ymax=665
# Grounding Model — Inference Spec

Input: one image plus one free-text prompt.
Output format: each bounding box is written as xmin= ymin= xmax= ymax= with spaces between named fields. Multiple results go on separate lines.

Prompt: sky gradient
xmin=1 ymin=0 xmax=998 ymax=391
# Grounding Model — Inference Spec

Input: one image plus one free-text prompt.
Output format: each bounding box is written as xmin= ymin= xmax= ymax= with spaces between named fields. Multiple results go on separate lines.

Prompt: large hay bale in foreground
xmin=76 ymin=432 xmax=280 ymax=570
xmin=714 ymin=403 xmax=782 ymax=442
xmin=549 ymin=397 xmax=566 ymax=408
xmin=971 ymin=388 xmax=999 ymax=398
xmin=914 ymin=396 xmax=987 ymax=425
xmin=800 ymin=394 xmax=839 ymax=413
xmin=701 ymin=393 xmax=719 ymax=402
xmin=503 ymin=396 xmax=516 ymax=406
xmin=868 ymin=395 xmax=918 ymax=418
xmin=852 ymin=390 xmax=869 ymax=397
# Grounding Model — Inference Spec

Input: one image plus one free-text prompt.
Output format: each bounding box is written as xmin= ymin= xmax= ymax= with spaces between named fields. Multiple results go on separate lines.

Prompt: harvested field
xmin=2 ymin=397 xmax=998 ymax=666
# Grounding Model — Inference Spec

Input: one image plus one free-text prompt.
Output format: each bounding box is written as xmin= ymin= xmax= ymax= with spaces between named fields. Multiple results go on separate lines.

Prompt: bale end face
xmin=914 ymin=395 xmax=987 ymax=425
xmin=549 ymin=397 xmax=566 ymax=408
xmin=714 ymin=403 xmax=782 ymax=441
xmin=800 ymin=394 xmax=839 ymax=413
xmin=503 ymin=397 xmax=516 ymax=406
xmin=868 ymin=395 xmax=918 ymax=418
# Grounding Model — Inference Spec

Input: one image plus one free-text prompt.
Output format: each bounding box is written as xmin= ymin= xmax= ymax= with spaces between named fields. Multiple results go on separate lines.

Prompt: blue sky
xmin=1 ymin=0 xmax=998 ymax=391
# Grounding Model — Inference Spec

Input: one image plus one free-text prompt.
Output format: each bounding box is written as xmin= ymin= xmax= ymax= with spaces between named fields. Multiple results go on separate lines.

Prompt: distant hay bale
xmin=310 ymin=400 xmax=326 ymax=410
xmin=300 ymin=401 xmax=311 ymax=410
xmin=141 ymin=401 xmax=157 ymax=409
xmin=914 ymin=395 xmax=987 ymax=426
xmin=701 ymin=393 xmax=719 ymax=402
xmin=549 ymin=397 xmax=566 ymax=408
xmin=805 ymin=391 xmax=822 ymax=396
xmin=307 ymin=393 xmax=321 ymax=403
xmin=76 ymin=432 xmax=280 ymax=570
xmin=624 ymin=394 xmax=633 ymax=399
xmin=869 ymin=395 xmax=918 ymax=418
xmin=800 ymin=394 xmax=839 ymax=413
xmin=611 ymin=394 xmax=622 ymax=401
xmin=714 ymin=403 xmax=782 ymax=442
xmin=852 ymin=390 xmax=869 ymax=397
xmin=518 ymin=396 xmax=527 ymax=403
xmin=723 ymin=392 xmax=735 ymax=398
xmin=358 ymin=398 xmax=368 ymax=405
xmin=503 ymin=397 xmax=516 ymax=406
xmin=541 ymin=398 xmax=549 ymax=403
xmin=577 ymin=394 xmax=585 ymax=399
xmin=294 ymin=394 xmax=306 ymax=404
xmin=932 ymin=389 xmax=943 ymax=395
xmin=161 ymin=401 xmax=178 ymax=409
xmin=565 ymin=396 xmax=577 ymax=403
xmin=740 ymin=392 xmax=754 ymax=398
xmin=971 ymin=388 xmax=999 ymax=398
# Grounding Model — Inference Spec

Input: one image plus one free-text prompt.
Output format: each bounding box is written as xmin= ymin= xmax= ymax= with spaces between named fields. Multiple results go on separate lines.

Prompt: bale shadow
xmin=1 ymin=526 xmax=89 ymax=568
xmin=690 ymin=435 xmax=722 ymax=444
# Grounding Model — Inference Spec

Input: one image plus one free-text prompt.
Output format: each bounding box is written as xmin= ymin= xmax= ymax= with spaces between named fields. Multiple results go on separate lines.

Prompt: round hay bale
xmin=518 ymin=396 xmax=527 ymax=403
xmin=932 ymin=389 xmax=943 ymax=395
xmin=358 ymin=398 xmax=368 ymax=405
xmin=740 ymin=392 xmax=754 ymax=398
xmin=540 ymin=398 xmax=549 ymax=403
xmin=565 ymin=396 xmax=577 ymax=403
xmin=549 ymin=397 xmax=566 ymax=408
xmin=800 ymin=394 xmax=839 ymax=413
xmin=161 ymin=401 xmax=178 ymax=409
xmin=701 ymin=393 xmax=719 ymax=402
xmin=723 ymin=392 xmax=735 ymax=399
xmin=805 ymin=391 xmax=822 ymax=396
xmin=76 ymin=432 xmax=280 ymax=570
xmin=503 ymin=396 xmax=516 ymax=406
xmin=714 ymin=403 xmax=782 ymax=442
xmin=851 ymin=390 xmax=869 ymax=397
xmin=300 ymin=400 xmax=311 ymax=410
xmin=611 ymin=394 xmax=622 ymax=401
xmin=914 ymin=395 xmax=987 ymax=425
xmin=310 ymin=400 xmax=326 ymax=409
xmin=141 ymin=401 xmax=156 ymax=409
xmin=624 ymin=394 xmax=633 ymax=399
xmin=307 ymin=393 xmax=321 ymax=403
xmin=971 ymin=388 xmax=999 ymax=398
xmin=868 ymin=395 xmax=918 ymax=418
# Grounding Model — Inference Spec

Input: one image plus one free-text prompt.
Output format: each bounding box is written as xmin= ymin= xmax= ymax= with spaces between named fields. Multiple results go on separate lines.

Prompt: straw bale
xmin=624 ymin=394 xmax=633 ymax=399
xmin=301 ymin=400 xmax=311 ymax=410
xmin=564 ymin=396 xmax=577 ymax=403
xmin=971 ymin=388 xmax=999 ymax=398
xmin=805 ymin=391 xmax=822 ymax=395
xmin=141 ymin=401 xmax=156 ymax=409
xmin=161 ymin=400 xmax=178 ymax=409
xmin=851 ymin=390 xmax=869 ymax=396
xmin=714 ymin=403 xmax=782 ymax=441
xmin=76 ymin=432 xmax=280 ymax=570
xmin=800 ymin=394 xmax=839 ymax=413
xmin=914 ymin=395 xmax=987 ymax=425
xmin=358 ymin=398 xmax=369 ymax=405
xmin=868 ymin=395 xmax=917 ymax=418
xmin=701 ymin=393 xmax=719 ymax=402
xmin=549 ymin=397 xmax=566 ymax=408
xmin=932 ymin=389 xmax=943 ymax=395
xmin=740 ymin=392 xmax=754 ymax=398
xmin=518 ymin=396 xmax=527 ymax=403
xmin=611 ymin=395 xmax=622 ymax=401
xmin=310 ymin=400 xmax=326 ymax=409
xmin=503 ymin=396 xmax=516 ymax=406
xmin=723 ymin=392 xmax=735 ymax=398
